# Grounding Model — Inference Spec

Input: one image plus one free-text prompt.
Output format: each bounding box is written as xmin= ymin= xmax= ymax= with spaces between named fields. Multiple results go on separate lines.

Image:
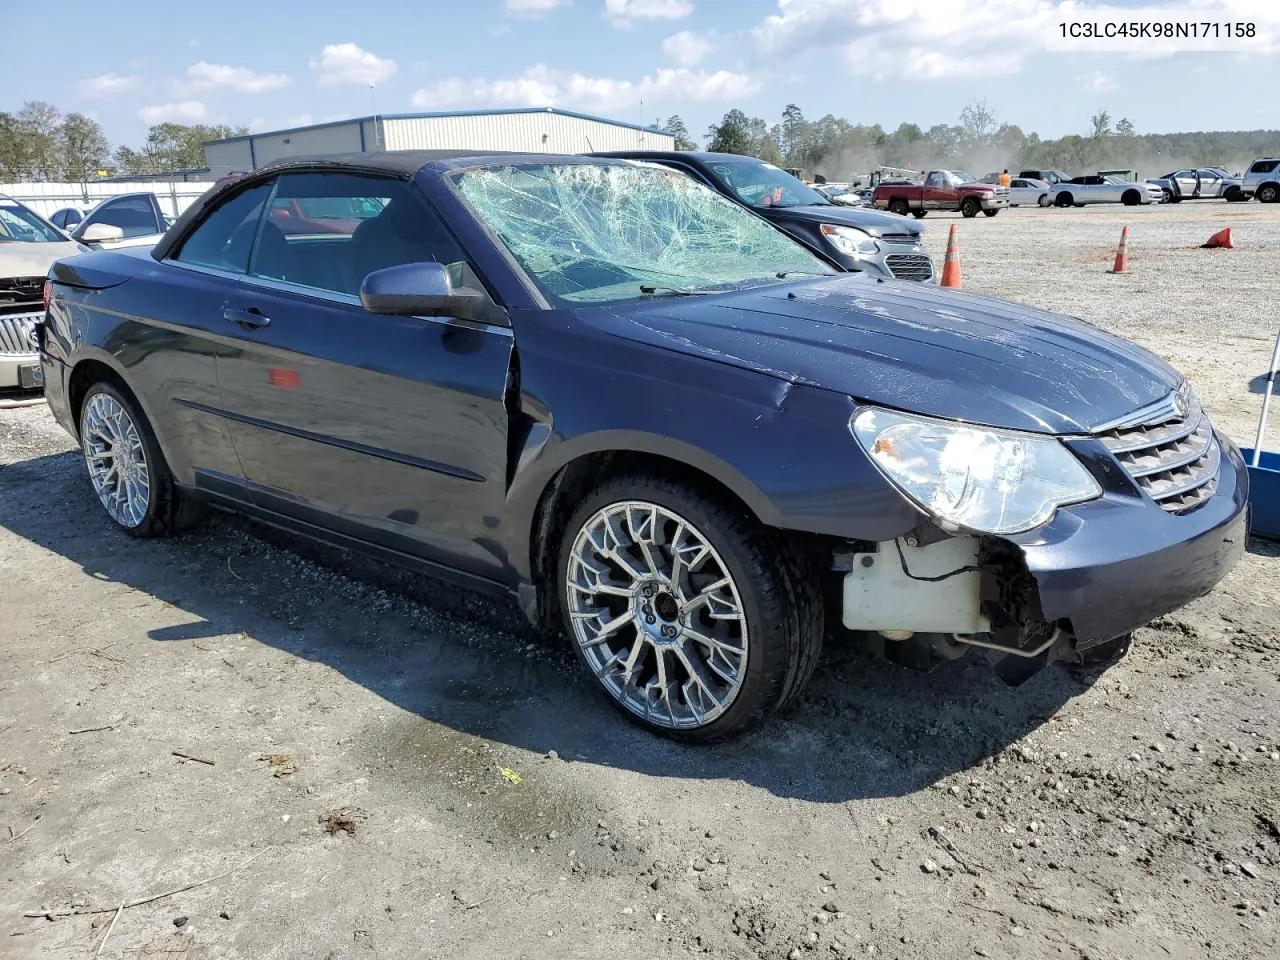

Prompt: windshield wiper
xmin=638 ymin=284 xmax=710 ymax=297
xmin=775 ymin=270 xmax=829 ymax=279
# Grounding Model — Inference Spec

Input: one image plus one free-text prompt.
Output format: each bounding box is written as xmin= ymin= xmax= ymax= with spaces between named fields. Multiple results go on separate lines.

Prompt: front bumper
xmin=1009 ymin=433 xmax=1249 ymax=644
xmin=980 ymin=195 xmax=1010 ymax=210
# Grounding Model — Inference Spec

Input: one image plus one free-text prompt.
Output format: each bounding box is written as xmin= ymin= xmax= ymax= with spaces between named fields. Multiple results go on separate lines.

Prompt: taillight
xmin=42 ymin=280 xmax=53 ymax=311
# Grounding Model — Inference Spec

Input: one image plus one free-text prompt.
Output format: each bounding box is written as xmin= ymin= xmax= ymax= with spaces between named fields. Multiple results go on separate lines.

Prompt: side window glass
xmin=85 ymin=196 xmax=160 ymax=239
xmin=251 ymin=172 xmax=471 ymax=297
xmin=174 ymin=182 xmax=274 ymax=274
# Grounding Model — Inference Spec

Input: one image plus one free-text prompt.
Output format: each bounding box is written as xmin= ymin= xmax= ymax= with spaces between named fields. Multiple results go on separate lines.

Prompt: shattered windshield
xmin=453 ymin=161 xmax=835 ymax=305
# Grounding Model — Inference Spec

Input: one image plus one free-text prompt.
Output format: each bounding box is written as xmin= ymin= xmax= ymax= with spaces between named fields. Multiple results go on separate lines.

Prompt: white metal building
xmin=203 ymin=108 xmax=675 ymax=175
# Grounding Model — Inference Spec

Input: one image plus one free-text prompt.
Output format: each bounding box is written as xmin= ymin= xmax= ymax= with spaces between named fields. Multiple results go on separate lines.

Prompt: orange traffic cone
xmin=1108 ymin=225 xmax=1130 ymax=274
xmin=1201 ymin=227 xmax=1233 ymax=249
xmin=939 ymin=224 xmax=962 ymax=288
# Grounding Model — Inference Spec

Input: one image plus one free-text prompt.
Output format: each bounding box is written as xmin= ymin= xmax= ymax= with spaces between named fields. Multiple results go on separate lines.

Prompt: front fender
xmin=501 ymin=320 xmax=926 ymax=581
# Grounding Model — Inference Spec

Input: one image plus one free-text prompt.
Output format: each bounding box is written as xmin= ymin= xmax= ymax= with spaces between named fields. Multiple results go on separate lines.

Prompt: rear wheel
xmin=79 ymin=380 xmax=201 ymax=537
xmin=887 ymin=198 xmax=910 ymax=216
xmin=1037 ymin=194 xmax=1050 ymax=207
xmin=1258 ymin=183 xmax=1279 ymax=203
xmin=982 ymin=208 xmax=999 ymax=217
xmin=558 ymin=475 xmax=823 ymax=742
xmin=960 ymin=197 xmax=980 ymax=218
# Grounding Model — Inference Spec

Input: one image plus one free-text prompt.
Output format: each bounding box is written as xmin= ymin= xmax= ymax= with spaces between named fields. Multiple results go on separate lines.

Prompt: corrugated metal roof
xmin=203 ymin=107 xmax=673 ymax=146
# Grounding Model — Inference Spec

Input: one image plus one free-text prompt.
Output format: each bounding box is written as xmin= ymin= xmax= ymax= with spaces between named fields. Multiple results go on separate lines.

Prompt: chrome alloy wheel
xmin=565 ymin=501 xmax=749 ymax=729
xmin=81 ymin=392 xmax=150 ymax=528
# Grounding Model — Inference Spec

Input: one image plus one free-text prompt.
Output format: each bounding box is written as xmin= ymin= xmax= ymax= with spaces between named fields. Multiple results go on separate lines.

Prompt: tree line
xmin=663 ymin=103 xmax=1279 ymax=181
xmin=1 ymin=100 xmax=246 ymax=181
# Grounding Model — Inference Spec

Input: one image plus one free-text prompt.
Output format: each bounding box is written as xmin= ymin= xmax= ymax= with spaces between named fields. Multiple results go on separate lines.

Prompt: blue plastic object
xmin=1242 ymin=448 xmax=1280 ymax=540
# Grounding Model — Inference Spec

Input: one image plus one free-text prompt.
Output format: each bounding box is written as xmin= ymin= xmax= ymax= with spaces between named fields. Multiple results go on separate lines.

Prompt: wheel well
xmin=1123 ymin=188 xmax=1139 ymax=200
xmin=67 ymin=359 xmax=127 ymax=436
xmin=527 ymin=451 xmax=763 ymax=627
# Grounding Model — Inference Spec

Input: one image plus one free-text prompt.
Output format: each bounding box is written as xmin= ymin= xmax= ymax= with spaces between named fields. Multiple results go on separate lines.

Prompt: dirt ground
xmin=2 ymin=201 xmax=1278 ymax=960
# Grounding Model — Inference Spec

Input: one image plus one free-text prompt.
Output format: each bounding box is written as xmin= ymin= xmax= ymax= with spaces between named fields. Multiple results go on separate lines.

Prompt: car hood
xmin=765 ymin=204 xmax=922 ymax=239
xmin=594 ymin=275 xmax=1180 ymax=434
xmin=0 ymin=240 xmax=84 ymax=278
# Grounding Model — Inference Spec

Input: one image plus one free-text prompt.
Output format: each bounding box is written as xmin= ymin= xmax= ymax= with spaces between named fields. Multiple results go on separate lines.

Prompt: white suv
xmin=1242 ymin=158 xmax=1280 ymax=203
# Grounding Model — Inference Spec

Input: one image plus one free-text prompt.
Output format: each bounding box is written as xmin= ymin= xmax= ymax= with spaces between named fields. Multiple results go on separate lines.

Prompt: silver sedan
xmin=1008 ymin=177 xmax=1051 ymax=207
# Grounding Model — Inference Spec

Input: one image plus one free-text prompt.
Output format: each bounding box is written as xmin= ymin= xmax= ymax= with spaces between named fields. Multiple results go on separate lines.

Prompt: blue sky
xmin=7 ymin=0 xmax=1277 ymax=150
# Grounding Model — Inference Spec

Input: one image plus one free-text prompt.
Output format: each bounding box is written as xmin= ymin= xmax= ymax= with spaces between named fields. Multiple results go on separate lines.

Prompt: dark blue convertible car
xmin=38 ymin=151 xmax=1248 ymax=741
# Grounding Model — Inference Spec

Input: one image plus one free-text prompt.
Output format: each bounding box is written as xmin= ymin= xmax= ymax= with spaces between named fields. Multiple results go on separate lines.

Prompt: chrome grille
xmin=879 ymin=233 xmax=920 ymax=245
xmin=1095 ymin=387 xmax=1220 ymax=513
xmin=884 ymin=254 xmax=933 ymax=281
xmin=0 ymin=314 xmax=39 ymax=355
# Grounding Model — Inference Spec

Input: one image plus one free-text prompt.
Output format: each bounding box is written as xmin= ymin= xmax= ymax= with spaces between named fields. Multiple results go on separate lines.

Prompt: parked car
xmin=813 ymin=183 xmax=864 ymax=206
xmin=1008 ymin=178 xmax=1052 ymax=207
xmin=1146 ymin=168 xmax=1246 ymax=202
xmin=48 ymin=206 xmax=89 ymax=230
xmin=69 ymin=192 xmax=174 ymax=250
xmin=594 ymin=151 xmax=932 ymax=281
xmin=873 ymin=170 xmax=1010 ymax=218
xmin=1051 ymin=175 xmax=1163 ymax=207
xmin=39 ymin=151 xmax=1248 ymax=740
xmin=0 ymin=196 xmax=84 ymax=394
xmin=1019 ymin=169 xmax=1072 ymax=186
xmin=1241 ymin=158 xmax=1280 ymax=202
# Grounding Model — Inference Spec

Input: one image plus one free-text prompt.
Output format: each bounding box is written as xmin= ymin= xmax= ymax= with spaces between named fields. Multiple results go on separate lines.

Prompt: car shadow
xmin=1 ymin=448 xmax=1103 ymax=804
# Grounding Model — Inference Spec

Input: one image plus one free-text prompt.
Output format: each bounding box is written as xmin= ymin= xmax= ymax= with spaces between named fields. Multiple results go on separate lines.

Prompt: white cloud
xmin=138 ymin=100 xmax=208 ymax=124
xmin=412 ymin=63 xmax=757 ymax=113
xmin=1078 ymin=70 xmax=1116 ymax=93
xmin=505 ymin=0 xmax=571 ymax=14
xmin=77 ymin=72 xmax=138 ymax=99
xmin=604 ymin=0 xmax=694 ymax=29
xmin=661 ymin=30 xmax=711 ymax=66
xmin=750 ymin=0 xmax=1280 ymax=82
xmin=310 ymin=43 xmax=398 ymax=87
xmin=176 ymin=62 xmax=291 ymax=95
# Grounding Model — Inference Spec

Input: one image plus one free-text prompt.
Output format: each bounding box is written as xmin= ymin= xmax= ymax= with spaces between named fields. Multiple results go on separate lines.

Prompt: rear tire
xmin=888 ymin=198 xmax=910 ymax=217
xmin=1224 ymin=186 xmax=1244 ymax=202
xmin=961 ymin=197 xmax=980 ymax=218
xmin=79 ymin=379 xmax=202 ymax=537
xmin=557 ymin=474 xmax=823 ymax=742
xmin=1065 ymin=633 xmax=1132 ymax=670
xmin=1037 ymin=194 xmax=1050 ymax=207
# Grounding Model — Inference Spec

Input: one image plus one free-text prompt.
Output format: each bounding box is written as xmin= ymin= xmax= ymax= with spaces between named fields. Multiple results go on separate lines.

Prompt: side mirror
xmin=79 ymin=222 xmax=125 ymax=244
xmin=360 ymin=262 xmax=478 ymax=319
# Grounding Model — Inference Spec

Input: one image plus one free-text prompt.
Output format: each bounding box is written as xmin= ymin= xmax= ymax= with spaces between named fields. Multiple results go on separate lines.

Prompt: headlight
xmin=820 ymin=223 xmax=878 ymax=256
xmin=850 ymin=407 xmax=1101 ymax=534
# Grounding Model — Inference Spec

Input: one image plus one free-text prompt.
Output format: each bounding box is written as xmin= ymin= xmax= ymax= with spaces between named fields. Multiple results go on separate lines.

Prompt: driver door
xmin=214 ymin=171 xmax=516 ymax=580
xmin=923 ymin=171 xmax=948 ymax=209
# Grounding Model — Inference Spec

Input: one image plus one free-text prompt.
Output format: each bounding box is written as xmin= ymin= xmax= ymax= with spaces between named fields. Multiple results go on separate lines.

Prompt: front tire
xmin=1055 ymin=192 xmax=1073 ymax=208
xmin=1122 ymin=190 xmax=1140 ymax=206
xmin=1224 ymin=186 xmax=1244 ymax=202
xmin=961 ymin=197 xmax=980 ymax=218
xmin=558 ymin=475 xmax=823 ymax=742
xmin=79 ymin=380 xmax=201 ymax=537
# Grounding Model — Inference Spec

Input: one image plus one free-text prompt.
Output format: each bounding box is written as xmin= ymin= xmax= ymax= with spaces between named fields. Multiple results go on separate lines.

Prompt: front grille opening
xmin=884 ymin=254 xmax=932 ymax=281
xmin=1096 ymin=392 xmax=1220 ymax=514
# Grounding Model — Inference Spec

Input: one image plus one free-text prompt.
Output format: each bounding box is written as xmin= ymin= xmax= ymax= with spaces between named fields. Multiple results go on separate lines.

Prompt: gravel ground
xmin=2 ymin=201 xmax=1279 ymax=960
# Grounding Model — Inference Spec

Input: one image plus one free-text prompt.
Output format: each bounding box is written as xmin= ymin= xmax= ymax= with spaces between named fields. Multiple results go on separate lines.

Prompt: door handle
xmin=223 ymin=307 xmax=271 ymax=330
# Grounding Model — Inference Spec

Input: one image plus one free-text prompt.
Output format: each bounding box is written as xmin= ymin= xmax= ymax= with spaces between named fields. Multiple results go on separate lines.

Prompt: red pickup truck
xmin=873 ymin=170 xmax=1010 ymax=219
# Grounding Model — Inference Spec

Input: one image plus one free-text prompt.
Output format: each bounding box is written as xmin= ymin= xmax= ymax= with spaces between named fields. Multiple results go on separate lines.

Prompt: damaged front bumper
xmin=840 ymin=434 xmax=1249 ymax=672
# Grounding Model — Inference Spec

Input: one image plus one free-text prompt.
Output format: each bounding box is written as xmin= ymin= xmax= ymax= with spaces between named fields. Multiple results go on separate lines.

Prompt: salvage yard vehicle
xmin=1146 ymin=168 xmax=1245 ymax=202
xmin=69 ymin=192 xmax=173 ymax=251
xmin=1007 ymin=178 xmax=1051 ymax=207
xmin=39 ymin=151 xmax=1249 ymax=741
xmin=594 ymin=151 xmax=932 ymax=281
xmin=872 ymin=170 xmax=1009 ymax=219
xmin=1 ymin=196 xmax=85 ymax=395
xmin=1051 ymin=175 xmax=1163 ymax=207
xmin=1241 ymin=158 xmax=1280 ymax=202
